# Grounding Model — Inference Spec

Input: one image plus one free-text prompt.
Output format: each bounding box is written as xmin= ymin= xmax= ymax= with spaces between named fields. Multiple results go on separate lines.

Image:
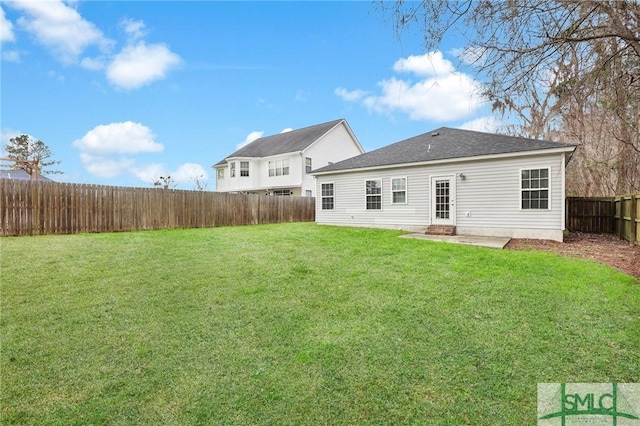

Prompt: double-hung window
xmin=240 ymin=161 xmax=249 ymax=177
xmin=305 ymin=157 xmax=312 ymax=173
xmin=391 ymin=177 xmax=407 ymax=204
xmin=521 ymin=168 xmax=549 ymax=209
xmin=321 ymin=183 xmax=334 ymax=210
xmin=230 ymin=162 xmax=236 ymax=178
xmin=366 ymin=179 xmax=382 ymax=210
xmin=268 ymin=160 xmax=289 ymax=177
xmin=217 ymin=168 xmax=224 ymax=180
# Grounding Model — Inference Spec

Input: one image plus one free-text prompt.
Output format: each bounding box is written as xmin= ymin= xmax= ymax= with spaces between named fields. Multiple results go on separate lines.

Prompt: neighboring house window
xmin=272 ymin=190 xmax=291 ymax=196
xmin=240 ymin=161 xmax=249 ymax=177
xmin=391 ymin=177 xmax=407 ymax=204
xmin=521 ymin=168 xmax=550 ymax=209
xmin=305 ymin=157 xmax=312 ymax=173
xmin=321 ymin=183 xmax=334 ymax=210
xmin=268 ymin=160 xmax=290 ymax=177
xmin=217 ymin=168 xmax=224 ymax=180
xmin=366 ymin=179 xmax=382 ymax=210
xmin=305 ymin=190 xmax=312 ymax=197
xmin=230 ymin=162 xmax=236 ymax=178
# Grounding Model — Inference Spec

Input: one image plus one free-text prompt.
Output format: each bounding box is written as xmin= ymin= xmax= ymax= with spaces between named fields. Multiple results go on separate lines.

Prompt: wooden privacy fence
xmin=566 ymin=194 xmax=639 ymax=244
xmin=1 ymin=180 xmax=316 ymax=236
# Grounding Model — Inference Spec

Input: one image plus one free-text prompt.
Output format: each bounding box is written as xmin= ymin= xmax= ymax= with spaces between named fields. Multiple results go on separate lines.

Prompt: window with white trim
xmin=391 ymin=177 xmax=407 ymax=204
xmin=240 ymin=161 xmax=249 ymax=177
xmin=230 ymin=162 xmax=236 ymax=178
xmin=217 ymin=168 xmax=224 ymax=179
xmin=272 ymin=190 xmax=291 ymax=196
xmin=305 ymin=190 xmax=312 ymax=197
xmin=268 ymin=160 xmax=289 ymax=177
xmin=366 ymin=179 xmax=382 ymax=210
xmin=321 ymin=183 xmax=334 ymax=210
xmin=305 ymin=157 xmax=312 ymax=173
xmin=521 ymin=168 xmax=549 ymax=209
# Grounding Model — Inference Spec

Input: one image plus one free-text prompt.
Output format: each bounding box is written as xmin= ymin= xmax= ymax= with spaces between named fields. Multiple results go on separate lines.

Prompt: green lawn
xmin=1 ymin=223 xmax=638 ymax=425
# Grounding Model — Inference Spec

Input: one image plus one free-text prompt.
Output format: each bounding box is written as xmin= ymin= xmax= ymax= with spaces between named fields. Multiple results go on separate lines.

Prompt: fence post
xmin=631 ymin=193 xmax=638 ymax=245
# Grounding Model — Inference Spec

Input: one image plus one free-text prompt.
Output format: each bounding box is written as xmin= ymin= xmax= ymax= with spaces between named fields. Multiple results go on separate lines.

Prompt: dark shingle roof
xmin=312 ymin=127 xmax=577 ymax=174
xmin=0 ymin=169 xmax=53 ymax=181
xmin=214 ymin=119 xmax=345 ymax=166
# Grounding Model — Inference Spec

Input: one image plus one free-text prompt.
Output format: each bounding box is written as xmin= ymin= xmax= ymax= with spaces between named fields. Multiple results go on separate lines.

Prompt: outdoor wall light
xmin=459 ymin=173 xmax=466 ymax=180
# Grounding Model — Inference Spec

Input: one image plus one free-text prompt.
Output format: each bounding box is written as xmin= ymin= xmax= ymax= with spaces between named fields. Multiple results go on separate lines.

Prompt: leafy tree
xmin=4 ymin=134 xmax=62 ymax=178
xmin=381 ymin=0 xmax=640 ymax=195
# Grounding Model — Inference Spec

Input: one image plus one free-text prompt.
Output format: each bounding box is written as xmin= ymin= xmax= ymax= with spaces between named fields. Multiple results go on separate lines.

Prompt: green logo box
xmin=538 ymin=383 xmax=640 ymax=425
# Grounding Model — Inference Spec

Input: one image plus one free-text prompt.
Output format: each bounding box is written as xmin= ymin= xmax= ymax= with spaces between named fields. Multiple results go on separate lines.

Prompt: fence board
xmin=567 ymin=194 xmax=639 ymax=244
xmin=1 ymin=181 xmax=315 ymax=236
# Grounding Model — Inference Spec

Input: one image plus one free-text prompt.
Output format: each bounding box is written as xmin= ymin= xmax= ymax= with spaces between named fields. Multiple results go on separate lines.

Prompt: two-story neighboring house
xmin=213 ymin=119 xmax=364 ymax=196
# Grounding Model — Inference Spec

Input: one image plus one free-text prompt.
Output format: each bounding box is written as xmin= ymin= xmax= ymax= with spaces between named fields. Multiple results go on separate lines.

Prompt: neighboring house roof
xmin=0 ymin=169 xmax=53 ymax=181
xmin=312 ymin=127 xmax=578 ymax=174
xmin=214 ymin=118 xmax=351 ymax=167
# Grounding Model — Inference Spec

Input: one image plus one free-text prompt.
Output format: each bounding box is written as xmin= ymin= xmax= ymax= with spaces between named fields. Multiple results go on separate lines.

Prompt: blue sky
xmin=1 ymin=1 xmax=497 ymax=190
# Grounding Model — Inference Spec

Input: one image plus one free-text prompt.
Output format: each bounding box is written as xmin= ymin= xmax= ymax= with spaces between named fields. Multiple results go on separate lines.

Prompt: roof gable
xmin=214 ymin=119 xmax=346 ymax=166
xmin=312 ymin=127 xmax=577 ymax=174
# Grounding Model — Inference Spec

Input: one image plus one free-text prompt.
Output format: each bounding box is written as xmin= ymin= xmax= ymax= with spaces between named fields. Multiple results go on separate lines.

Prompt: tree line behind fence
xmin=566 ymin=195 xmax=639 ymax=244
xmin=1 ymin=180 xmax=316 ymax=236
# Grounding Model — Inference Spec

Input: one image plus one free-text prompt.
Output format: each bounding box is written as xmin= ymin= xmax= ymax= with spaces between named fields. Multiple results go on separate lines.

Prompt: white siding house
xmin=213 ymin=119 xmax=364 ymax=196
xmin=312 ymin=127 xmax=577 ymax=241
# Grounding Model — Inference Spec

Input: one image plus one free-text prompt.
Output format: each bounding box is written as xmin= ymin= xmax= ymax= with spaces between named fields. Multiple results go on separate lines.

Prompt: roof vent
xmin=431 ymin=132 xmax=440 ymax=137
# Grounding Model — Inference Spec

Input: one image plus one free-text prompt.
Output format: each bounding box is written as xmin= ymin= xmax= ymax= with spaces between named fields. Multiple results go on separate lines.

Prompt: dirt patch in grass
xmin=506 ymin=232 xmax=640 ymax=280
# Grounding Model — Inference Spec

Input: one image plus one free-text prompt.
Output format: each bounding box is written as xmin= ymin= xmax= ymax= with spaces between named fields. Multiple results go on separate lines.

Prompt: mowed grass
xmin=1 ymin=223 xmax=638 ymax=425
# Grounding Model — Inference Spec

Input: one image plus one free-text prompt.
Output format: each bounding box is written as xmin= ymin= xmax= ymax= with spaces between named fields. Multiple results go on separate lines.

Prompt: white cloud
xmin=281 ymin=128 xmax=293 ymax=133
xmin=335 ymin=87 xmax=367 ymax=102
xmin=10 ymin=0 xmax=112 ymax=63
xmin=132 ymin=162 xmax=208 ymax=186
xmin=392 ymin=51 xmax=454 ymax=77
xmin=1 ymin=7 xmax=15 ymax=43
xmin=459 ymin=116 xmax=500 ymax=133
xmin=2 ymin=50 xmax=22 ymax=62
xmin=236 ymin=131 xmax=264 ymax=150
xmin=336 ymin=51 xmax=483 ymax=122
xmin=79 ymin=153 xmax=135 ymax=179
xmin=106 ymin=41 xmax=182 ymax=90
xmin=132 ymin=163 xmax=166 ymax=184
xmin=172 ymin=163 xmax=208 ymax=184
xmin=73 ymin=121 xmax=164 ymax=155
xmin=80 ymin=56 xmax=105 ymax=70
xmin=120 ymin=18 xmax=145 ymax=41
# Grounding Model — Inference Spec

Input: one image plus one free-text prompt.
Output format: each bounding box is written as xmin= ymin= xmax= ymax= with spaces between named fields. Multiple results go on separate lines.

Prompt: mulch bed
xmin=506 ymin=232 xmax=640 ymax=280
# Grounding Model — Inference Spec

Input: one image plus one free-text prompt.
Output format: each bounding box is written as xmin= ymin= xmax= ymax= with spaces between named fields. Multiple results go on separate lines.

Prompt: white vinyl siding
xmin=315 ymin=152 xmax=566 ymax=237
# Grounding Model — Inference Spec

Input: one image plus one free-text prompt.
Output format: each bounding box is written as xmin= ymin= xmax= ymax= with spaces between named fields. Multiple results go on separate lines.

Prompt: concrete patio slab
xmin=399 ymin=233 xmax=511 ymax=249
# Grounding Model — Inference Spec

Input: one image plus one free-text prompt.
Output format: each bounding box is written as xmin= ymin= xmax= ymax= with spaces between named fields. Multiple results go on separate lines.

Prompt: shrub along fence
xmin=0 ymin=180 xmax=316 ymax=236
xmin=566 ymin=194 xmax=639 ymax=244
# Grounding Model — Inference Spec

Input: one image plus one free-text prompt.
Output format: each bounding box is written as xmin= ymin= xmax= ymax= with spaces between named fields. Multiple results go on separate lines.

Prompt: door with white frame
xmin=430 ymin=175 xmax=456 ymax=225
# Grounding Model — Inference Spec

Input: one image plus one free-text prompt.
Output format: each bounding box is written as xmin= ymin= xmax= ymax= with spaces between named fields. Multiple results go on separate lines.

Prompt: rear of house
xmin=213 ymin=119 xmax=363 ymax=197
xmin=312 ymin=127 xmax=577 ymax=242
